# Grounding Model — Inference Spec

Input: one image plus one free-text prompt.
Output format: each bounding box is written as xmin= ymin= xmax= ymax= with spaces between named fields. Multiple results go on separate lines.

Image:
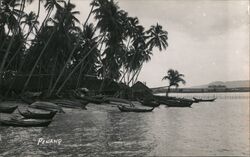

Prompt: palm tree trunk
xmin=166 ymin=86 xmax=170 ymax=97
xmin=48 ymin=3 xmax=99 ymax=96
xmin=47 ymin=51 xmax=59 ymax=94
xmin=118 ymin=37 xmax=131 ymax=83
xmin=50 ymin=0 xmax=95 ymax=95
xmin=76 ymin=60 xmax=87 ymax=89
xmin=0 ymin=34 xmax=15 ymax=74
xmin=133 ymin=65 xmax=142 ymax=84
xmin=0 ymin=29 xmax=11 ymax=50
xmin=55 ymin=38 xmax=102 ymax=95
xmin=0 ymin=0 xmax=26 ymax=73
xmin=83 ymin=0 xmax=95 ymax=28
xmin=128 ymin=62 xmax=143 ymax=86
xmin=22 ymin=30 xmax=55 ymax=93
xmin=6 ymin=2 xmax=42 ymax=70
xmin=48 ymin=40 xmax=81 ymax=96
xmin=97 ymin=40 xmax=106 ymax=93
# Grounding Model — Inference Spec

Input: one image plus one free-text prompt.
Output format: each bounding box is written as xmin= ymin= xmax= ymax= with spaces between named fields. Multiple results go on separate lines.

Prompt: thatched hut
xmin=131 ymin=81 xmax=153 ymax=100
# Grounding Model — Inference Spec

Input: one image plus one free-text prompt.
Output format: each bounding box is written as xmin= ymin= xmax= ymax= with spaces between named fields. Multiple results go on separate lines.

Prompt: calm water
xmin=0 ymin=93 xmax=249 ymax=156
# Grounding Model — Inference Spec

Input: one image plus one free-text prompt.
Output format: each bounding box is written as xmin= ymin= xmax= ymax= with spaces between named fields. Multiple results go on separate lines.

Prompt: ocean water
xmin=0 ymin=93 xmax=249 ymax=156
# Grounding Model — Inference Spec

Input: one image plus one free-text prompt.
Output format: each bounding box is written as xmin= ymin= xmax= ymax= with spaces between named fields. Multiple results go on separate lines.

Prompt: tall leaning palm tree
xmin=126 ymin=23 xmax=168 ymax=85
xmin=162 ymin=69 xmax=186 ymax=97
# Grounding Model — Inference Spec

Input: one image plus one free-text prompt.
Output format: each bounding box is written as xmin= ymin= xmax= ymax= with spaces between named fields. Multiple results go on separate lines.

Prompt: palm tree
xmin=46 ymin=0 xmax=82 ymax=96
xmin=21 ymin=11 xmax=39 ymax=37
xmin=126 ymin=23 xmax=168 ymax=85
xmin=4 ymin=11 xmax=39 ymax=70
xmin=92 ymin=0 xmax=128 ymax=93
xmin=0 ymin=1 xmax=25 ymax=80
xmin=146 ymin=23 xmax=168 ymax=51
xmin=74 ymin=23 xmax=99 ymax=88
xmin=162 ymin=69 xmax=186 ymax=97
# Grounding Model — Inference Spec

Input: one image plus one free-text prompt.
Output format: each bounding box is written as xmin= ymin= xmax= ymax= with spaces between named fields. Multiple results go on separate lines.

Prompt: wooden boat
xmin=29 ymin=101 xmax=65 ymax=113
xmin=193 ymin=97 xmax=216 ymax=102
xmin=154 ymin=96 xmax=193 ymax=107
xmin=18 ymin=108 xmax=57 ymax=119
xmin=141 ymin=100 xmax=160 ymax=107
xmin=160 ymin=99 xmax=193 ymax=107
xmin=0 ymin=118 xmax=52 ymax=127
xmin=51 ymin=99 xmax=88 ymax=109
xmin=106 ymin=97 xmax=134 ymax=106
xmin=0 ymin=105 xmax=18 ymax=113
xmin=117 ymin=105 xmax=154 ymax=112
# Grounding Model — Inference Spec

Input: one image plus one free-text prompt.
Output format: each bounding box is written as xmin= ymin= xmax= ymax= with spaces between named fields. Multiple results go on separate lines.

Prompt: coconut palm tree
xmin=21 ymin=11 xmax=39 ymax=36
xmin=74 ymin=23 xmax=99 ymax=88
xmin=92 ymin=0 xmax=128 ymax=88
xmin=162 ymin=69 xmax=186 ymax=97
xmin=0 ymin=1 xmax=26 ymax=77
xmin=126 ymin=23 xmax=168 ymax=85
xmin=45 ymin=0 xmax=83 ymax=95
xmin=4 ymin=11 xmax=39 ymax=70
xmin=146 ymin=23 xmax=168 ymax=51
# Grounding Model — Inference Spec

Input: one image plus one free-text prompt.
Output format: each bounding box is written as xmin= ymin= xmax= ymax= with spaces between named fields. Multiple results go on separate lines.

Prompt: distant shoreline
xmin=152 ymin=87 xmax=250 ymax=94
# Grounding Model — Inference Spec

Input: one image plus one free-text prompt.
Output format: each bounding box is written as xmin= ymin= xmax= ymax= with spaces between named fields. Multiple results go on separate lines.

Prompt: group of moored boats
xmin=116 ymin=96 xmax=217 ymax=113
xmin=0 ymin=98 xmax=92 ymax=127
xmin=0 ymin=95 xmax=217 ymax=126
xmin=0 ymin=102 xmax=62 ymax=127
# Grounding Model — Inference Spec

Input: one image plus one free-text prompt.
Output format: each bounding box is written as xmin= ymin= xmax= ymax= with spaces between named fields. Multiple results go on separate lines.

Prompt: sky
xmin=26 ymin=0 xmax=250 ymax=88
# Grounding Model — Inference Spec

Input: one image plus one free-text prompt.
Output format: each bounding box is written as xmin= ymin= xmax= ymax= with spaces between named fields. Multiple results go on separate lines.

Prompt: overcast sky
xmin=27 ymin=0 xmax=250 ymax=88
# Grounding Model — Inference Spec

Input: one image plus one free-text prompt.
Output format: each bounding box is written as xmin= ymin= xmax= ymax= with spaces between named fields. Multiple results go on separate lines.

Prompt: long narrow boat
xmin=159 ymin=99 xmax=193 ymax=107
xmin=50 ymin=99 xmax=88 ymax=109
xmin=193 ymin=97 xmax=216 ymax=102
xmin=117 ymin=105 xmax=154 ymax=112
xmin=0 ymin=105 xmax=18 ymax=113
xmin=154 ymin=96 xmax=193 ymax=107
xmin=141 ymin=100 xmax=160 ymax=107
xmin=0 ymin=118 xmax=52 ymax=127
xmin=29 ymin=101 xmax=65 ymax=113
xmin=18 ymin=108 xmax=57 ymax=119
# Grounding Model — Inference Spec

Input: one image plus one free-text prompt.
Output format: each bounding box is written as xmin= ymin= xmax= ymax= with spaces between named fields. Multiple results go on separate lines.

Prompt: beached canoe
xmin=50 ymin=99 xmax=88 ymax=109
xmin=105 ymin=97 xmax=134 ymax=106
xmin=0 ymin=105 xmax=18 ymax=113
xmin=117 ymin=105 xmax=154 ymax=112
xmin=193 ymin=97 xmax=216 ymax=102
xmin=29 ymin=101 xmax=65 ymax=113
xmin=0 ymin=118 xmax=52 ymax=127
xmin=18 ymin=108 xmax=57 ymax=119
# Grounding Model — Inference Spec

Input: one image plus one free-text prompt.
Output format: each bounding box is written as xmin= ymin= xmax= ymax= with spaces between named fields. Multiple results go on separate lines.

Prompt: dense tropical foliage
xmin=0 ymin=0 xmax=168 ymax=98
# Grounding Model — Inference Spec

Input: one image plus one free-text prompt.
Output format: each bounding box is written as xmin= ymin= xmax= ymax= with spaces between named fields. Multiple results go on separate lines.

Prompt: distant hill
xmin=151 ymin=80 xmax=250 ymax=92
xmin=191 ymin=80 xmax=250 ymax=88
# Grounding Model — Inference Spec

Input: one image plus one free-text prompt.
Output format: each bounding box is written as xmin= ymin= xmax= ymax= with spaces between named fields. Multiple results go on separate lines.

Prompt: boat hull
xmin=193 ymin=97 xmax=216 ymax=102
xmin=154 ymin=96 xmax=193 ymax=107
xmin=0 ymin=106 xmax=18 ymax=113
xmin=117 ymin=105 xmax=154 ymax=112
xmin=18 ymin=108 xmax=57 ymax=119
xmin=0 ymin=118 xmax=52 ymax=127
